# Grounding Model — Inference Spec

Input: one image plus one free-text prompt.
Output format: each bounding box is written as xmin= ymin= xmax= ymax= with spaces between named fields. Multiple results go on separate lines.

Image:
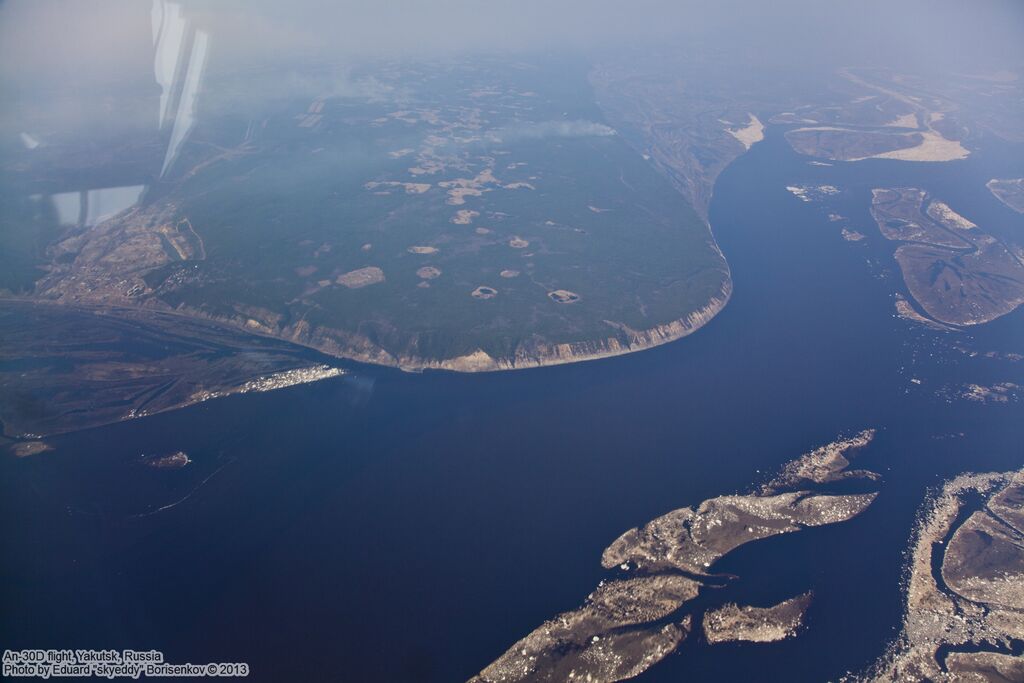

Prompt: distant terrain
xmin=590 ymin=52 xmax=795 ymax=219
xmin=779 ymin=67 xmax=1023 ymax=162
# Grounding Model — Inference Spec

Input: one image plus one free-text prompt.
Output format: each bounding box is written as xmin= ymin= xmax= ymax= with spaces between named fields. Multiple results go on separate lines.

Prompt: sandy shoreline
xmin=4 ymin=273 xmax=732 ymax=375
xmin=263 ymin=275 xmax=732 ymax=372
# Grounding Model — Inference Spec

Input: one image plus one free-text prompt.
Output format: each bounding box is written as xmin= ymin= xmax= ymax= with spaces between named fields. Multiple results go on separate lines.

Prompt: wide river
xmin=2 ymin=125 xmax=1022 ymax=682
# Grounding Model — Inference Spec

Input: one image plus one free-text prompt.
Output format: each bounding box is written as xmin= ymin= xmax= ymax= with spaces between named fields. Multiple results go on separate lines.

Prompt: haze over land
xmin=2 ymin=0 xmax=1023 ymax=89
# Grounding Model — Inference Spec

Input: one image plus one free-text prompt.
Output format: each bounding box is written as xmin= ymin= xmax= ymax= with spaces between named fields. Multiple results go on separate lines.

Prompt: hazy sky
xmin=2 ymin=0 xmax=1022 ymax=90
xmin=0 ymin=0 xmax=1021 ymax=143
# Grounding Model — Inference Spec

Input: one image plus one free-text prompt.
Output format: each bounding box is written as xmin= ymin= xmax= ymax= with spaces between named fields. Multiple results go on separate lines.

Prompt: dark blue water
xmin=2 ymin=129 xmax=1022 ymax=682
